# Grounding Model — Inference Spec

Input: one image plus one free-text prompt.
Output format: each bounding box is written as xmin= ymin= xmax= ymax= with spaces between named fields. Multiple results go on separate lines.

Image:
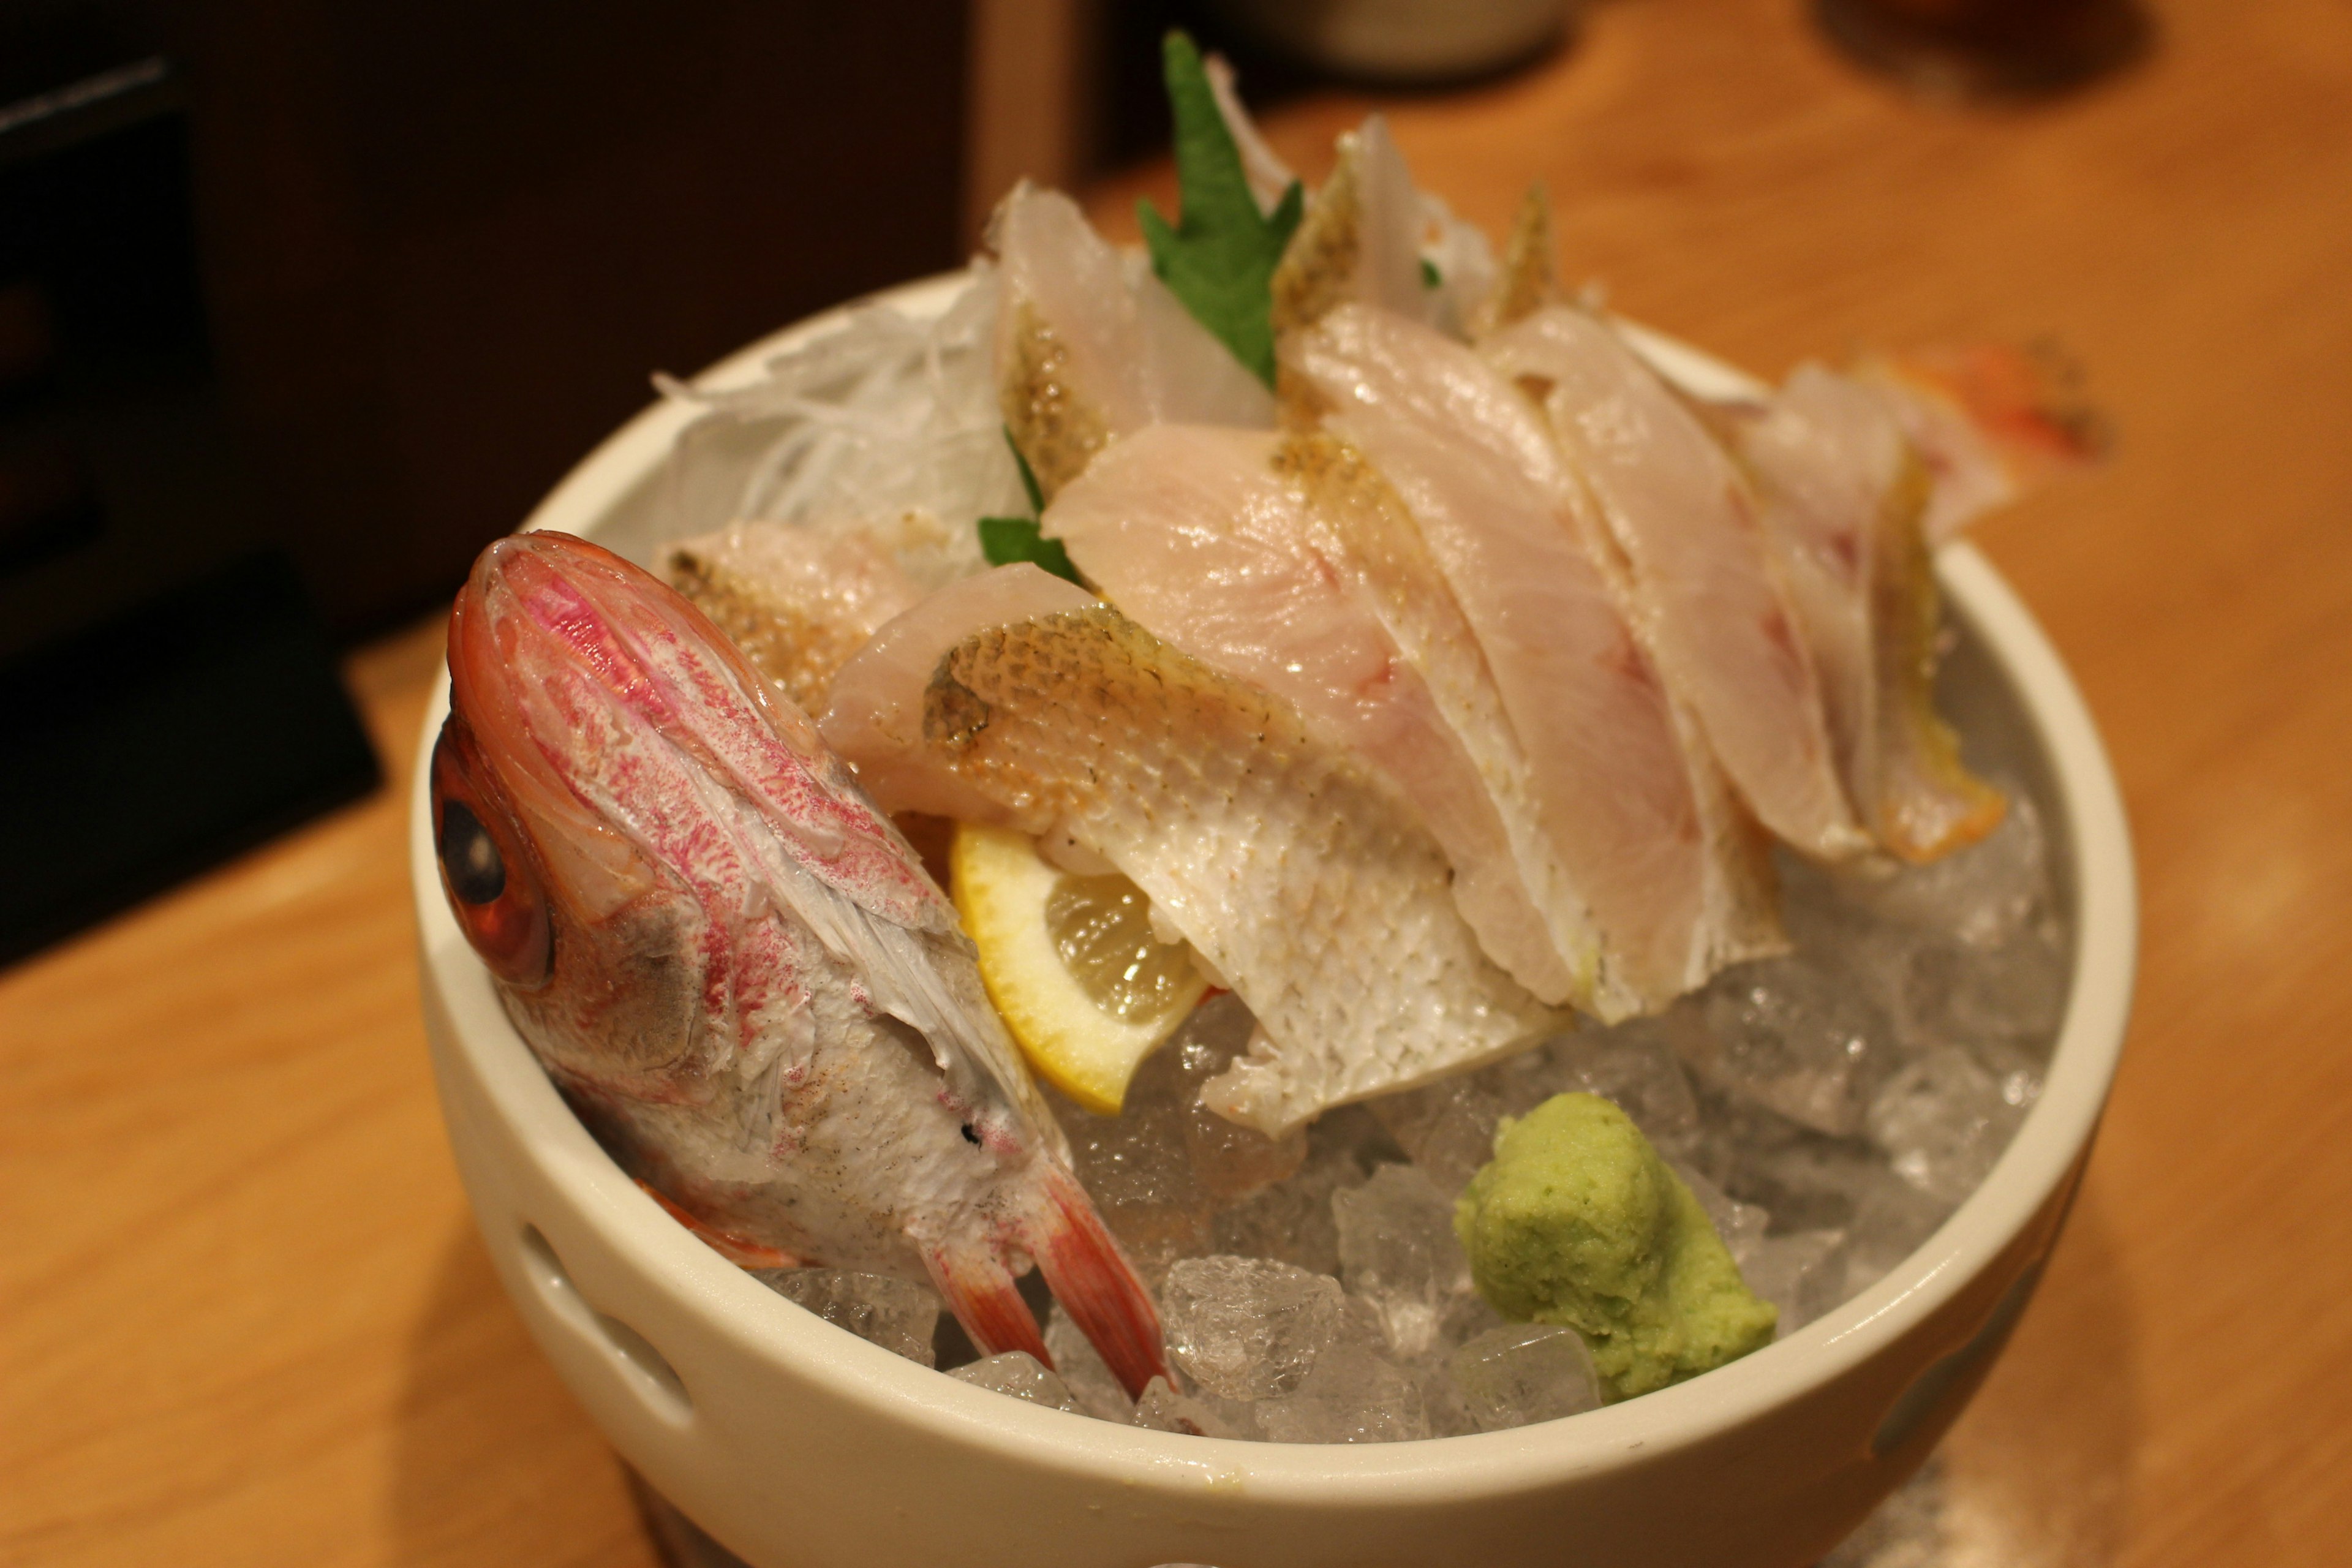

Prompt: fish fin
xmin=636 ymin=1180 xmax=805 ymax=1270
xmin=925 ymin=1245 xmax=1053 ymax=1367
xmin=1030 ymin=1167 xmax=1169 ymax=1400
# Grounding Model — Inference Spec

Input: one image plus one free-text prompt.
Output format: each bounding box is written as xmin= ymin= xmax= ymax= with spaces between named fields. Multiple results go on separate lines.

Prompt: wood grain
xmin=6 ymin=0 xmax=2351 ymax=1562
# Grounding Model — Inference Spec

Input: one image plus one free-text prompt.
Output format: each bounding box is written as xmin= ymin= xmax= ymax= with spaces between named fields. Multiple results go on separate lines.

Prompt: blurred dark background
xmin=1 ymin=0 xmax=974 ymax=655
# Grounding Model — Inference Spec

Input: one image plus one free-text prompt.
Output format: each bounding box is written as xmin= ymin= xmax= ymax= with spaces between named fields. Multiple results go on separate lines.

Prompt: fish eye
xmin=431 ymin=718 xmax=553 ymax=988
xmin=439 ymin=801 xmax=506 ymax=904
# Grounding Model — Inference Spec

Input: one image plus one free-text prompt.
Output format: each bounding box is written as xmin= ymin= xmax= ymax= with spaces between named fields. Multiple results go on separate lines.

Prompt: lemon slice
xmin=951 ymin=822 xmax=1206 ymax=1114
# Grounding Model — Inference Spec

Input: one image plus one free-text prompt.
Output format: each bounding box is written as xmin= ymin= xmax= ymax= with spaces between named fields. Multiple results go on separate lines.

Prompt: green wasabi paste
xmin=1453 ymin=1093 xmax=1777 ymax=1401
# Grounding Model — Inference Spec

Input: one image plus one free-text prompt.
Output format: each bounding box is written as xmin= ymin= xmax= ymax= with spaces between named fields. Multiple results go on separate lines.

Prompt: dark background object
xmin=0 ymin=549 xmax=379 ymax=966
xmin=1 ymin=0 xmax=971 ymax=650
xmin=1815 ymin=0 xmax=2151 ymax=100
xmin=0 ymin=0 xmax=970 ymax=961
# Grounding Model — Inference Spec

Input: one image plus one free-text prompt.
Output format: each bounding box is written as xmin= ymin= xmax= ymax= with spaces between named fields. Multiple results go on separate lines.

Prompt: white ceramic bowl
xmin=410 ymin=279 xmax=2135 ymax=1568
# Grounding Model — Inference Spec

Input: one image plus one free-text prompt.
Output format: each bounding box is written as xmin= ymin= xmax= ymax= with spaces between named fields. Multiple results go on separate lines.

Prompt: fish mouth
xmin=450 ymin=532 xmax=773 ymax=823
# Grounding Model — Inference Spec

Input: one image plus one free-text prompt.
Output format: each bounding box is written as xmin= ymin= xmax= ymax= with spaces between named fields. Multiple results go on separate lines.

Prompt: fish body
xmin=1480 ymin=305 xmax=1868 ymax=862
xmin=433 ymin=532 xmax=1165 ymax=1395
xmin=826 ymin=576 xmax=1561 ymax=1134
xmin=1284 ymin=303 xmax=1781 ymax=1011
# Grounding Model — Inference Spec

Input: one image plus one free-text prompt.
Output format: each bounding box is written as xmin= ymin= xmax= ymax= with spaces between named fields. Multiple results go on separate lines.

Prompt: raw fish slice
xmin=1276 ymin=433 xmax=1613 ymax=1011
xmin=663 ymin=521 xmax=921 ymax=712
xmin=994 ymin=185 xmax=1272 ymax=498
xmin=1854 ymin=345 xmax=2103 ymax=544
xmin=1043 ymin=423 xmax=1590 ymax=1006
xmin=1270 ymin=117 xmax=1434 ymax=338
xmin=1731 ymin=365 xmax=2006 ymax=862
xmin=1284 ymin=303 xmax=1782 ymax=1009
xmin=1481 ymin=305 xmax=1868 ymax=861
xmin=1471 ymin=184 xmax=1560 ymax=341
xmin=919 ymin=604 xmax=1562 ymax=1133
xmin=820 ymin=564 xmax=1098 ymax=822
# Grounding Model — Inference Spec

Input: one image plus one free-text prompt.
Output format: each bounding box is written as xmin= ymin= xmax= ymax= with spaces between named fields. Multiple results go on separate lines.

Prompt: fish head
xmin=432 ymin=530 xmax=949 ymax=1098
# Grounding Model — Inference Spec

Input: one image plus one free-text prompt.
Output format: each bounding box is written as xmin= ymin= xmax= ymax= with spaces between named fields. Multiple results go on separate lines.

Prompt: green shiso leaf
xmin=1136 ymin=31 xmax=1303 ymax=389
xmin=1420 ymin=256 xmax=1442 ymax=289
xmin=1006 ymin=426 xmax=1046 ymax=514
xmin=978 ymin=516 xmax=1082 ymax=584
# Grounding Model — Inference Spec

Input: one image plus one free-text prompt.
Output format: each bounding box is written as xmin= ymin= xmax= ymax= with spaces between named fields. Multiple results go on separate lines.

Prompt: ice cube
xmin=1253 ymin=1331 xmax=1430 ymax=1444
xmin=1051 ymin=1068 xmax=1213 ymax=1284
xmin=1685 ymin=954 xmax=1896 ymax=1136
xmin=752 ymin=1268 xmax=939 ymax=1366
xmin=1333 ymin=1163 xmax=1475 ymax=1359
xmin=1166 ymin=996 xmax=1309 ymax=1200
xmin=1042 ymin=1302 xmax=1135 ymax=1422
xmin=946 ymin=1351 xmax=1083 ymax=1412
xmin=1446 ymin=1324 xmax=1602 ymax=1431
xmin=1211 ymin=1118 xmax=1371 ymax=1275
xmin=1668 ymin=1160 xmax=1771 ymax=1262
xmin=1131 ymin=1376 xmax=1246 ymax=1439
xmin=1163 ymin=1255 xmax=1350 ymax=1400
xmin=1847 ymin=790 xmax=2052 ymax=948
xmin=1898 ymin=929 xmax=2068 ymax=1056
xmin=1534 ymin=1022 xmax=1704 ymax=1157
xmin=1369 ymin=1075 xmax=1511 ymax=1194
xmin=1737 ymin=1229 xmax=1850 ymax=1336
xmin=1866 ymin=1047 xmax=2025 ymax=1205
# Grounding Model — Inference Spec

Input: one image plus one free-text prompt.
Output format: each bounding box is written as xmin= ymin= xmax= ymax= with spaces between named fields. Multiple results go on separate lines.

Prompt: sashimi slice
xmin=1042 ymin=422 xmax=1592 ymax=1008
xmin=1283 ymin=304 xmax=1781 ymax=1010
xmin=1480 ymin=304 xmax=1868 ymax=861
xmin=820 ymin=564 xmax=1098 ymax=821
xmin=918 ymin=603 xmax=1561 ymax=1133
xmin=993 ymin=184 xmax=1271 ymax=499
xmin=1733 ymin=364 xmax=2006 ymax=861
xmin=1270 ymin=116 xmax=1434 ymax=339
xmin=663 ymin=521 xmax=921 ymax=712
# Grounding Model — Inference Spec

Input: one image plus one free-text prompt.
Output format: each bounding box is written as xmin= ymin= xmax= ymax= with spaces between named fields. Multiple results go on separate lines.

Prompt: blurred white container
xmin=412 ymin=277 xmax=2135 ymax=1568
xmin=1204 ymin=0 xmax=1576 ymax=81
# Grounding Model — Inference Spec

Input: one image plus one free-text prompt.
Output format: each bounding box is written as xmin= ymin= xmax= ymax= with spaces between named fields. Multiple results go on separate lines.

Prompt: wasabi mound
xmin=1453 ymin=1093 xmax=1777 ymax=1400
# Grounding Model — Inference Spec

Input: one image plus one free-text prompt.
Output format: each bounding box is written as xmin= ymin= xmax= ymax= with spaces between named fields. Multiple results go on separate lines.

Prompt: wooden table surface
xmin=7 ymin=1 xmax=2350 ymax=1562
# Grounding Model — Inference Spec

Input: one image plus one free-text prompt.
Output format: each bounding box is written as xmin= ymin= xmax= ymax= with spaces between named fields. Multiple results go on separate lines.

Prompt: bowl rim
xmin=410 ymin=273 xmax=2136 ymax=1500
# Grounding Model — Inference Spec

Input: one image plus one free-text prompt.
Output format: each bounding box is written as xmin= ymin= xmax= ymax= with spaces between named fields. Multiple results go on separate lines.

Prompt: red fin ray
xmin=1030 ymin=1169 xmax=1169 ymax=1400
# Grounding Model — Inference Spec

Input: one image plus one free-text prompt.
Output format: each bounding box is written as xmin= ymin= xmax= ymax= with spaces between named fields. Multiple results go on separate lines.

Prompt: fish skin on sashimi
xmin=993 ymin=184 xmax=1271 ymax=499
xmin=820 ymin=564 xmax=1098 ymax=824
xmin=1043 ymin=422 xmax=1588 ymax=1007
xmin=1480 ymin=305 xmax=1869 ymax=864
xmin=909 ymin=596 xmax=1562 ymax=1134
xmin=1730 ymin=364 xmax=2005 ymax=863
xmin=1284 ymin=304 xmax=1781 ymax=1012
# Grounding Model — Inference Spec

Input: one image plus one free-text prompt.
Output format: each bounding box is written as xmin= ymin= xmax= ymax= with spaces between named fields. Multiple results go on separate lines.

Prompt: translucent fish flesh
xmin=1480 ymin=304 xmax=1869 ymax=862
xmin=994 ymin=184 xmax=1272 ymax=499
xmin=663 ymin=520 xmax=920 ymax=712
xmin=1042 ymin=421 xmax=1591 ymax=1007
xmin=1732 ymin=364 xmax=2005 ymax=861
xmin=1284 ymin=303 xmax=1782 ymax=1012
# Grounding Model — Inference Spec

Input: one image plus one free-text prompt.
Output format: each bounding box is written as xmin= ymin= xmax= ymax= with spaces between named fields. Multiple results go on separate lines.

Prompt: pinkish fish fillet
xmin=662 ymin=521 xmax=920 ymax=713
xmin=819 ymin=564 xmax=1097 ymax=821
xmin=1732 ymin=364 xmax=2005 ymax=861
xmin=1284 ymin=303 xmax=1782 ymax=1009
xmin=1480 ymin=304 xmax=1868 ymax=862
xmin=994 ymin=184 xmax=1271 ymax=497
xmin=921 ymin=602 xmax=1561 ymax=1133
xmin=1043 ymin=421 xmax=1592 ymax=1008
